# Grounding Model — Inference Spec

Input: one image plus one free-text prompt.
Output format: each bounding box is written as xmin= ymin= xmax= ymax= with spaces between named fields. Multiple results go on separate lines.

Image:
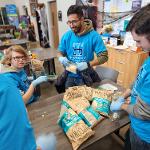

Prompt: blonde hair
xmin=1 ymin=45 xmax=29 ymax=66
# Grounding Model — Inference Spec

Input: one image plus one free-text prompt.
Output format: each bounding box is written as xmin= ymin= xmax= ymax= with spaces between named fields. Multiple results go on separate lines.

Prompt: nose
xmin=70 ymin=23 xmax=74 ymax=28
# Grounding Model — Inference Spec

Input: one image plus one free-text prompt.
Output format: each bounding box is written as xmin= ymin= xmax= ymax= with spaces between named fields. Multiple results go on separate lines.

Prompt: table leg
xmin=44 ymin=58 xmax=56 ymax=75
xmin=114 ymin=130 xmax=125 ymax=142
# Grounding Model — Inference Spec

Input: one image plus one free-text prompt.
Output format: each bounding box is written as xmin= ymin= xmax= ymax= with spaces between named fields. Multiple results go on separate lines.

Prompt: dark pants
xmin=65 ymin=76 xmax=85 ymax=89
xmin=124 ymin=129 xmax=131 ymax=150
xmin=125 ymin=127 xmax=150 ymax=150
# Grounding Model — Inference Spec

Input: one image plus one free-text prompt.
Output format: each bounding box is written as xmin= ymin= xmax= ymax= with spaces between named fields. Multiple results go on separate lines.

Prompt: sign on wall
xmin=5 ymin=4 xmax=19 ymax=28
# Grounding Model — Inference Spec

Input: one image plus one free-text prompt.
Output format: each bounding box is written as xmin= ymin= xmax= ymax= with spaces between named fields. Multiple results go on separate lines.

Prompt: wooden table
xmin=27 ymin=80 xmax=130 ymax=150
xmin=30 ymin=47 xmax=57 ymax=74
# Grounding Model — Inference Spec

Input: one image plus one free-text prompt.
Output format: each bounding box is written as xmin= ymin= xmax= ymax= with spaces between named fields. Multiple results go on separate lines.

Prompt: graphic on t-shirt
xmin=70 ymin=42 xmax=86 ymax=62
xmin=73 ymin=48 xmax=82 ymax=56
xmin=73 ymin=42 xmax=83 ymax=56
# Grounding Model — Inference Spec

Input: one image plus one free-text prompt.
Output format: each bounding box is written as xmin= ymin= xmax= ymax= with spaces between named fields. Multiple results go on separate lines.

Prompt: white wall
xmin=142 ymin=0 xmax=150 ymax=6
xmin=56 ymin=0 xmax=76 ymax=39
xmin=0 ymin=0 xmax=16 ymax=7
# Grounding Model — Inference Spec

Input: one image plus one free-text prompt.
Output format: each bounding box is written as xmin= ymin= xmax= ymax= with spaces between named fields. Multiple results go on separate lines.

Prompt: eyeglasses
xmin=66 ymin=19 xmax=80 ymax=26
xmin=12 ymin=56 xmax=26 ymax=61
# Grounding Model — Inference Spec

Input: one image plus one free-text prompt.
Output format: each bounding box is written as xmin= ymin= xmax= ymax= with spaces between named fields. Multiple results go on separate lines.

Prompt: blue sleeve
xmin=58 ymin=32 xmax=69 ymax=54
xmin=92 ymin=33 xmax=107 ymax=55
xmin=0 ymin=76 xmax=36 ymax=150
xmin=139 ymin=72 xmax=150 ymax=105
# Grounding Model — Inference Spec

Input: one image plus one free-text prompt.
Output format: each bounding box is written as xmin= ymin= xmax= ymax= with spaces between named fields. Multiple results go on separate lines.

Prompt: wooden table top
xmin=27 ymin=80 xmax=130 ymax=150
xmin=30 ymin=47 xmax=57 ymax=61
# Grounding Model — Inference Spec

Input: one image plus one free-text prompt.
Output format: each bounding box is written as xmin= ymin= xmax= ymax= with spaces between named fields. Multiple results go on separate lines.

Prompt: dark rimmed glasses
xmin=66 ymin=19 xmax=80 ymax=26
xmin=12 ymin=56 xmax=26 ymax=61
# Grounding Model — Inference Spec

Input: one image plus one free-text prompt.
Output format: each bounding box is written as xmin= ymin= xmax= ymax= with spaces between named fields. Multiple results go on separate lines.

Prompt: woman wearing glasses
xmin=0 ymin=45 xmax=48 ymax=104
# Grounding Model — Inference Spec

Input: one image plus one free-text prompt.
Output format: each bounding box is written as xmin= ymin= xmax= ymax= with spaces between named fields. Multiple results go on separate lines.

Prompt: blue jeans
xmin=129 ymin=127 xmax=150 ymax=150
xmin=65 ymin=76 xmax=85 ymax=89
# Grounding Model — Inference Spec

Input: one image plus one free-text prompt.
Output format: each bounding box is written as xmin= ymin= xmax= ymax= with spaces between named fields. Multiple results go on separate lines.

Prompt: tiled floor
xmin=30 ymin=43 xmax=129 ymax=150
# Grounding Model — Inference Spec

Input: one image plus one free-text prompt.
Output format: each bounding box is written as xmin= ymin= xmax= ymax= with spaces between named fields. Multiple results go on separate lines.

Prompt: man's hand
xmin=32 ymin=76 xmax=48 ymax=87
xmin=58 ymin=57 xmax=69 ymax=67
xmin=110 ymin=96 xmax=125 ymax=112
xmin=76 ymin=62 xmax=88 ymax=71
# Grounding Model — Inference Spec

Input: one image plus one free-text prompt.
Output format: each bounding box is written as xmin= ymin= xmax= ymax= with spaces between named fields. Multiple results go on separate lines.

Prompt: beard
xmin=71 ymin=24 xmax=82 ymax=34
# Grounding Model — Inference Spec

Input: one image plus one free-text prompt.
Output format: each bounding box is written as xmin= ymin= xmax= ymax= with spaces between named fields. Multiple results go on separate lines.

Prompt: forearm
xmin=89 ymin=59 xmax=100 ymax=67
xmin=121 ymin=97 xmax=150 ymax=120
xmin=122 ymin=89 xmax=131 ymax=99
xmin=90 ymin=51 xmax=108 ymax=67
xmin=22 ymin=84 xmax=35 ymax=104
xmin=57 ymin=51 xmax=65 ymax=57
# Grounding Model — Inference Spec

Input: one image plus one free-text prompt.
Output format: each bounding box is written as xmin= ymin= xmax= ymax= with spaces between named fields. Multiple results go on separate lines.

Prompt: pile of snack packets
xmin=57 ymin=85 xmax=120 ymax=150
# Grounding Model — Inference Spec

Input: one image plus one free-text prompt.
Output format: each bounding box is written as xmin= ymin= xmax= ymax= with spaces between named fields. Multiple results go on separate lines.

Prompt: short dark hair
xmin=126 ymin=4 xmax=150 ymax=40
xmin=67 ymin=5 xmax=83 ymax=18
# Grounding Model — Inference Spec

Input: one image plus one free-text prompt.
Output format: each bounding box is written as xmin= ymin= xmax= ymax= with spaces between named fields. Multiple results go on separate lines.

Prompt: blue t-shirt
xmin=4 ymin=69 xmax=36 ymax=104
xmin=0 ymin=74 xmax=36 ymax=150
xmin=58 ymin=29 xmax=106 ymax=63
xmin=130 ymin=57 xmax=150 ymax=143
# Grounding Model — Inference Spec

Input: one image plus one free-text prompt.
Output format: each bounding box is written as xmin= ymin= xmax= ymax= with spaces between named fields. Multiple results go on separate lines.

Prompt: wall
xmin=0 ymin=0 xmax=16 ymax=7
xmin=56 ymin=0 xmax=76 ymax=39
xmin=142 ymin=0 xmax=149 ymax=6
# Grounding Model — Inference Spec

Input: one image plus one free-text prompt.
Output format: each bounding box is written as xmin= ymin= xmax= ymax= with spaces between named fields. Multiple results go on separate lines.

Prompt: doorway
xmin=49 ymin=1 xmax=59 ymax=48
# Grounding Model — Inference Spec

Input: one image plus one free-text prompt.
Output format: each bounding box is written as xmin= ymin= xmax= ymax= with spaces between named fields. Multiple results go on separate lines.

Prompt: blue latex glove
xmin=110 ymin=96 xmax=125 ymax=112
xmin=32 ymin=76 xmax=48 ymax=87
xmin=58 ymin=57 xmax=69 ymax=67
xmin=76 ymin=62 xmax=88 ymax=71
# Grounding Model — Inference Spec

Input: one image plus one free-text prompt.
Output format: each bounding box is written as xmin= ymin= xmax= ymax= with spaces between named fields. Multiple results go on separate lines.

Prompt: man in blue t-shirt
xmin=58 ymin=5 xmax=108 ymax=89
xmin=110 ymin=4 xmax=150 ymax=150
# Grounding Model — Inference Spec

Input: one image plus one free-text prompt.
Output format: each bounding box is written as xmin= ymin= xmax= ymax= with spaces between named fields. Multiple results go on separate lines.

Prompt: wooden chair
xmin=95 ymin=66 xmax=119 ymax=83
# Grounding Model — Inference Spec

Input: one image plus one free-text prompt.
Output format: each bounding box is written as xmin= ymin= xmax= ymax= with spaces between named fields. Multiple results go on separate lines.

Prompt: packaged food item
xmin=67 ymin=97 xmax=90 ymax=114
xmin=110 ymin=112 xmax=120 ymax=121
xmin=66 ymin=63 xmax=77 ymax=74
xmin=58 ymin=108 xmax=94 ymax=150
xmin=64 ymin=86 xmax=83 ymax=101
xmin=64 ymin=85 xmax=93 ymax=101
xmin=92 ymin=89 xmax=113 ymax=100
xmin=58 ymin=100 xmax=71 ymax=120
xmin=81 ymin=86 xmax=93 ymax=100
xmin=91 ymin=89 xmax=113 ymax=117
xmin=78 ymin=106 xmax=104 ymax=128
xmin=31 ymin=59 xmax=44 ymax=72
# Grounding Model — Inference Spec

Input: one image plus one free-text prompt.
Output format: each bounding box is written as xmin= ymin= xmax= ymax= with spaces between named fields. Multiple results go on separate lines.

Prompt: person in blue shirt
xmin=0 ymin=74 xmax=37 ymax=150
xmin=110 ymin=4 xmax=150 ymax=150
xmin=57 ymin=5 xmax=108 ymax=89
xmin=0 ymin=45 xmax=48 ymax=104
xmin=0 ymin=74 xmax=57 ymax=150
